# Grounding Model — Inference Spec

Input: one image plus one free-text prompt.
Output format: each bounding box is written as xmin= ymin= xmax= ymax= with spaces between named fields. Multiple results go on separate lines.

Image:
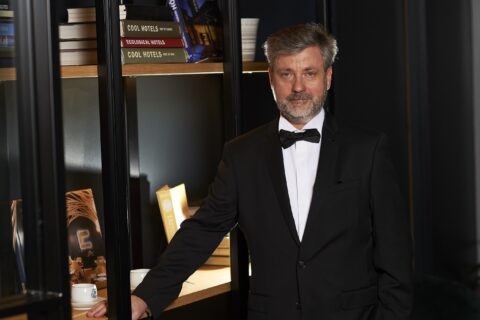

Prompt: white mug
xmin=130 ymin=268 xmax=150 ymax=291
xmin=71 ymin=283 xmax=97 ymax=303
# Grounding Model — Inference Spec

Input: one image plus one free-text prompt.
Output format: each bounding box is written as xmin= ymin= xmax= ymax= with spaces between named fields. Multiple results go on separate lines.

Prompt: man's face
xmin=269 ymin=46 xmax=332 ymax=128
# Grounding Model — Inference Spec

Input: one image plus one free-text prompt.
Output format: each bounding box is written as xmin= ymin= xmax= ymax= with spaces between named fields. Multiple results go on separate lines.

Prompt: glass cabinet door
xmin=0 ymin=0 xmax=70 ymax=318
xmin=0 ymin=6 xmax=23 ymax=299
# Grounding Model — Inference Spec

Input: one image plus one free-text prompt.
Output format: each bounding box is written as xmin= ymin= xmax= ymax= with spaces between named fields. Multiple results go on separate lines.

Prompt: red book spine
xmin=120 ymin=37 xmax=184 ymax=48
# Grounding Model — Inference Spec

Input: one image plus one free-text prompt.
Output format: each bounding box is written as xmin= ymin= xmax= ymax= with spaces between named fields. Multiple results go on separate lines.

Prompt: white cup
xmin=71 ymin=283 xmax=97 ymax=303
xmin=241 ymin=18 xmax=260 ymax=62
xmin=130 ymin=268 xmax=150 ymax=291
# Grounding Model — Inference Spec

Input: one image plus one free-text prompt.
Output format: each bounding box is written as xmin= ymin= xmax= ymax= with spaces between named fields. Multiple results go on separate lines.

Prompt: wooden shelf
xmin=0 ymin=62 xmax=268 ymax=81
xmin=71 ymin=265 xmax=231 ymax=319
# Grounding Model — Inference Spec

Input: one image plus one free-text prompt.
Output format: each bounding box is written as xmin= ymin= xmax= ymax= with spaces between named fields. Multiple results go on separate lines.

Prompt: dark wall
xmin=329 ymin=0 xmax=409 ymax=199
xmin=425 ymin=0 xmax=477 ymax=286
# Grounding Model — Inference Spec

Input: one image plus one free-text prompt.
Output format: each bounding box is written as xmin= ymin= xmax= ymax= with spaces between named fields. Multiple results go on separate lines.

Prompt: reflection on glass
xmin=0 ymin=0 xmax=24 ymax=299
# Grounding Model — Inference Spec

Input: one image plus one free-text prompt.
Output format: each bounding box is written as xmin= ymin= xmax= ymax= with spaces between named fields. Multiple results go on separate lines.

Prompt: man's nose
xmin=292 ymin=76 xmax=306 ymax=92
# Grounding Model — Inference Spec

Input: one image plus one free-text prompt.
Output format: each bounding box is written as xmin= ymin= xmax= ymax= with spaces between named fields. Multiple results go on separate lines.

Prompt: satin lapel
xmin=300 ymin=113 xmax=339 ymax=259
xmin=264 ymin=120 xmax=301 ymax=246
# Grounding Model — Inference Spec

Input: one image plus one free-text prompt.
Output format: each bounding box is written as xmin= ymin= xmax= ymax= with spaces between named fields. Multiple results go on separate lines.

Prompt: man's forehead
xmin=273 ymin=46 xmax=324 ymax=68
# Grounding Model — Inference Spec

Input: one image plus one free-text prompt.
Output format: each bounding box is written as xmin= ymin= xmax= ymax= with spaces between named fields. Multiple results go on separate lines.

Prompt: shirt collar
xmin=278 ymin=108 xmax=325 ymax=133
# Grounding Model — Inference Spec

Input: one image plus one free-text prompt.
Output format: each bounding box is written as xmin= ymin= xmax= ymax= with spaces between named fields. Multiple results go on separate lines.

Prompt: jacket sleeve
xmin=133 ymin=143 xmax=238 ymax=318
xmin=370 ymin=133 xmax=413 ymax=320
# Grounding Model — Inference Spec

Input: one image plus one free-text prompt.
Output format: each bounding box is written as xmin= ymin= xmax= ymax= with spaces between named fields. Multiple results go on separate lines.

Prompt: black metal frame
xmin=0 ymin=0 xmax=70 ymax=318
xmin=95 ymin=0 xmax=133 ymax=317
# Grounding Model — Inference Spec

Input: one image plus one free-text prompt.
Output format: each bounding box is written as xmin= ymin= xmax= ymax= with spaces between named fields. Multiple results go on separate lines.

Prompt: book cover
xmin=178 ymin=0 xmax=223 ymax=60
xmin=121 ymin=47 xmax=188 ymax=64
xmin=156 ymin=184 xmax=190 ymax=242
xmin=66 ymin=189 xmax=106 ymax=285
xmin=119 ymin=20 xmax=181 ymax=38
xmin=59 ymin=22 xmax=96 ymax=40
xmin=121 ymin=37 xmax=183 ymax=48
xmin=60 ymin=49 xmax=97 ymax=66
xmin=167 ymin=0 xmax=197 ymax=62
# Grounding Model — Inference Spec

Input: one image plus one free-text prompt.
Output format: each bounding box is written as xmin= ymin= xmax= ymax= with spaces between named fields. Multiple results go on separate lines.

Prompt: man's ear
xmin=268 ymin=67 xmax=273 ymax=84
xmin=326 ymin=66 xmax=333 ymax=90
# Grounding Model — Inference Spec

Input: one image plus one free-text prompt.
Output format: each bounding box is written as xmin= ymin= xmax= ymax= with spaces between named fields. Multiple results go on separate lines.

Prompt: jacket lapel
xmin=263 ymin=119 xmax=301 ymax=246
xmin=300 ymin=113 xmax=340 ymax=260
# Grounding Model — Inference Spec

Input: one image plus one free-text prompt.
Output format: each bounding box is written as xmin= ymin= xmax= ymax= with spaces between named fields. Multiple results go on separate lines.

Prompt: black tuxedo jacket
xmin=134 ymin=113 xmax=413 ymax=320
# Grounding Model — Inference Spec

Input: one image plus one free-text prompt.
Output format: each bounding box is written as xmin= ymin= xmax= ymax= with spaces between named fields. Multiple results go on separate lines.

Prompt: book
xmin=67 ymin=5 xmax=174 ymax=23
xmin=121 ymin=37 xmax=183 ymax=48
xmin=205 ymin=255 xmax=230 ymax=266
xmin=178 ymin=0 xmax=223 ymax=60
xmin=60 ymin=49 xmax=97 ymax=66
xmin=0 ymin=46 xmax=13 ymax=58
xmin=212 ymin=247 xmax=230 ymax=256
xmin=59 ymin=22 xmax=96 ymax=40
xmin=60 ymin=39 xmax=97 ymax=50
xmin=156 ymin=184 xmax=191 ymax=242
xmin=0 ymin=0 xmax=10 ymax=11
xmin=66 ymin=188 xmax=106 ymax=285
xmin=0 ymin=56 xmax=14 ymax=67
xmin=0 ymin=20 xmax=14 ymax=37
xmin=168 ymin=0 xmax=197 ymax=62
xmin=0 ymin=34 xmax=14 ymax=47
xmin=0 ymin=9 xmax=12 ymax=18
xmin=119 ymin=4 xmax=174 ymax=22
xmin=121 ymin=47 xmax=188 ymax=64
xmin=217 ymin=235 xmax=230 ymax=249
xmin=120 ymin=20 xmax=181 ymax=38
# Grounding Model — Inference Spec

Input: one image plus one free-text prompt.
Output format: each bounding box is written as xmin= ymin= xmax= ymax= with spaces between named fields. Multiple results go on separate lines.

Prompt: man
xmin=88 ymin=22 xmax=413 ymax=319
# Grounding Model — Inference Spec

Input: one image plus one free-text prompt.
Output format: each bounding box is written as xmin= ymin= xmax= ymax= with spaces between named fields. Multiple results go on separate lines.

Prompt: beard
xmin=276 ymin=89 xmax=328 ymax=125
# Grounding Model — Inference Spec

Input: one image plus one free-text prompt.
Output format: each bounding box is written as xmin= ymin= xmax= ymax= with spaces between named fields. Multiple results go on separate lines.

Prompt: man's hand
xmin=86 ymin=295 xmax=149 ymax=319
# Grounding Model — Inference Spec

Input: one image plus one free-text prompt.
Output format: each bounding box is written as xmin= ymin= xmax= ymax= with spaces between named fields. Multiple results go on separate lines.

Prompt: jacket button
xmin=298 ymin=260 xmax=306 ymax=268
xmin=296 ymin=301 xmax=302 ymax=310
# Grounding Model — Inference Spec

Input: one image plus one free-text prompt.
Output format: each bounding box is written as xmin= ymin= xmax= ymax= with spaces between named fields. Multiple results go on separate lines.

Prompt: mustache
xmin=286 ymin=93 xmax=312 ymax=101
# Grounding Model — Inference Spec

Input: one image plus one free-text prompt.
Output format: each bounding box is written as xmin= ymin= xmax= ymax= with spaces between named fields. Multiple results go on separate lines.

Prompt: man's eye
xmin=280 ymin=72 xmax=291 ymax=78
xmin=305 ymin=72 xmax=317 ymax=78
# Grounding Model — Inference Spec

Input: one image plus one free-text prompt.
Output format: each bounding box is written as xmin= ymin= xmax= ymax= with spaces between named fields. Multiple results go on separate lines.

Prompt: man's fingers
xmin=86 ymin=300 xmax=108 ymax=318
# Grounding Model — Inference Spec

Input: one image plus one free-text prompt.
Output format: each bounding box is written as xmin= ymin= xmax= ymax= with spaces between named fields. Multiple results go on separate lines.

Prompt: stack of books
xmin=118 ymin=4 xmax=185 ymax=64
xmin=205 ymin=235 xmax=230 ymax=266
xmin=0 ymin=0 xmax=14 ymax=67
xmin=59 ymin=4 xmax=188 ymax=65
xmin=59 ymin=8 xmax=97 ymax=66
xmin=119 ymin=18 xmax=187 ymax=64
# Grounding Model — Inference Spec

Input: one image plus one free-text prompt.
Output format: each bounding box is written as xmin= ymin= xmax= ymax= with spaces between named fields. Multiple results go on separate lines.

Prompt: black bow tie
xmin=278 ymin=129 xmax=321 ymax=149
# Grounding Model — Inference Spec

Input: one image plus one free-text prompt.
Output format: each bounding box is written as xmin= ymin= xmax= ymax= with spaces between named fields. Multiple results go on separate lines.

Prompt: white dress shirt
xmin=278 ymin=109 xmax=324 ymax=241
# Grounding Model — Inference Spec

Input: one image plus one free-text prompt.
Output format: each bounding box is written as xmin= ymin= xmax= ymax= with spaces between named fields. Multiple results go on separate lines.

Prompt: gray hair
xmin=263 ymin=22 xmax=338 ymax=70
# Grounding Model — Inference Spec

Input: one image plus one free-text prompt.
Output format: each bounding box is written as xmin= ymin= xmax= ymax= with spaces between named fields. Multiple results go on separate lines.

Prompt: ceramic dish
xmin=71 ymin=296 xmax=105 ymax=310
